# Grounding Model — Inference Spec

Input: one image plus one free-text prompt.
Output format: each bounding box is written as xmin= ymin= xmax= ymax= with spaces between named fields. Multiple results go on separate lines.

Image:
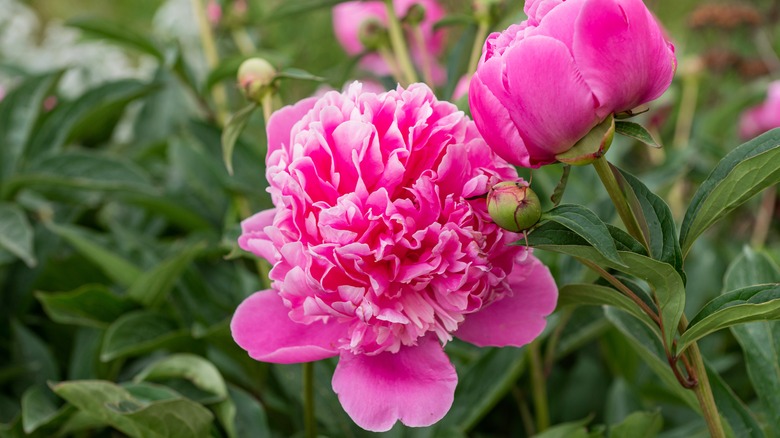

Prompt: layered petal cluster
xmin=333 ymin=0 xmax=446 ymax=84
xmin=232 ymin=82 xmax=557 ymax=431
xmin=739 ymin=81 xmax=780 ymax=139
xmin=469 ymin=0 xmax=677 ymax=168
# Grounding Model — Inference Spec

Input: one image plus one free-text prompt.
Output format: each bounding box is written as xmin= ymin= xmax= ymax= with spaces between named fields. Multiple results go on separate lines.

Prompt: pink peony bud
xmin=237 ymin=58 xmax=276 ymax=102
xmin=739 ymin=81 xmax=780 ymax=140
xmin=487 ymin=181 xmax=542 ymax=232
xmin=332 ymin=0 xmax=447 ymax=84
xmin=469 ymin=0 xmax=677 ymax=168
xmin=206 ymin=0 xmax=222 ymax=26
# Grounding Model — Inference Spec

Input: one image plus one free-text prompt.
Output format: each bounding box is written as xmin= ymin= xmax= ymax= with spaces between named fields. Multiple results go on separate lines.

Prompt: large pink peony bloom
xmin=332 ymin=0 xmax=446 ymax=84
xmin=469 ymin=0 xmax=677 ymax=168
xmin=232 ymin=82 xmax=558 ymax=431
xmin=739 ymin=81 xmax=780 ymax=140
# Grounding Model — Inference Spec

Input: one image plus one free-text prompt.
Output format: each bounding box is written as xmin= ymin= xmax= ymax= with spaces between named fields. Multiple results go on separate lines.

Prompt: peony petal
xmin=456 ymin=256 xmax=557 ymax=347
xmin=231 ymin=290 xmax=345 ymax=364
xmin=572 ymin=0 xmax=676 ymax=115
xmin=238 ymin=209 xmax=278 ymax=262
xmin=332 ymin=335 xmax=457 ymax=432
xmin=267 ymin=97 xmax=318 ymax=161
xmin=503 ymin=35 xmax=600 ymax=165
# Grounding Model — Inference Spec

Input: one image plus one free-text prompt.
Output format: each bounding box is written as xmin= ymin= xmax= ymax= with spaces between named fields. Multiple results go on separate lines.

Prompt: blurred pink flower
xmin=206 ymin=0 xmax=222 ymax=26
xmin=332 ymin=0 xmax=446 ymax=84
xmin=469 ymin=0 xmax=677 ymax=168
xmin=739 ymin=81 xmax=780 ymax=140
xmin=232 ymin=82 xmax=557 ymax=431
xmin=453 ymin=74 xmax=471 ymax=101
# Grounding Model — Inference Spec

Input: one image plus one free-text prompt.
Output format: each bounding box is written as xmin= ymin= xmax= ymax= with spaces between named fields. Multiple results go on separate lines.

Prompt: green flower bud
xmin=487 ymin=181 xmax=542 ymax=232
xmin=237 ymin=58 xmax=276 ymax=103
xmin=402 ymin=4 xmax=426 ymax=26
xmin=358 ymin=19 xmax=390 ymax=51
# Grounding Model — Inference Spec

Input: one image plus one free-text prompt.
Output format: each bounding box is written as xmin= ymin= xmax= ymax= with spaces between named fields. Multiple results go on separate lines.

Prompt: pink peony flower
xmin=452 ymin=74 xmax=471 ymax=101
xmin=332 ymin=0 xmax=447 ymax=84
xmin=206 ymin=0 xmax=222 ymax=26
xmin=231 ymin=82 xmax=558 ymax=431
xmin=469 ymin=0 xmax=677 ymax=168
xmin=739 ymin=81 xmax=780 ymax=140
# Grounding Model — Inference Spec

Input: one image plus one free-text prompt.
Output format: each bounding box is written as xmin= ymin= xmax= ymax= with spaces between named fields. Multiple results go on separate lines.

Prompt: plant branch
xmin=303 ymin=362 xmax=317 ymax=438
xmin=467 ymin=19 xmax=490 ymax=75
xmin=528 ymin=340 xmax=549 ymax=432
xmin=591 ymin=156 xmax=649 ymax=249
xmin=384 ymin=0 xmax=418 ymax=85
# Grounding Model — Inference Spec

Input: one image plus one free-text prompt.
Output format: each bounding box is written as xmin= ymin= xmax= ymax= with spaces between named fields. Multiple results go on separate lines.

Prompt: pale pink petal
xmin=572 ymin=0 xmax=676 ymax=115
xmin=238 ymin=209 xmax=278 ymax=262
xmin=503 ymin=35 xmax=599 ymax=165
xmin=332 ymin=335 xmax=457 ymax=432
xmin=267 ymin=97 xmax=318 ymax=160
xmin=231 ymin=290 xmax=345 ymax=364
xmin=456 ymin=256 xmax=558 ymax=347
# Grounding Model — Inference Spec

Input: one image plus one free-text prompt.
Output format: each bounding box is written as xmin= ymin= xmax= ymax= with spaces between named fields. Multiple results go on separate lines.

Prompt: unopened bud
xmin=359 ymin=19 xmax=390 ymax=51
xmin=487 ymin=182 xmax=542 ymax=232
xmin=237 ymin=58 xmax=276 ymax=103
xmin=403 ymin=4 xmax=426 ymax=25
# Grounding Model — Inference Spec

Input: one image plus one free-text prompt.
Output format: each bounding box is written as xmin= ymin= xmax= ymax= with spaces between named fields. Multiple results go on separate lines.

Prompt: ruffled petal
xmin=231 ymin=290 xmax=345 ymax=364
xmin=267 ymin=97 xmax=319 ymax=161
xmin=332 ymin=335 xmax=457 ymax=432
xmin=572 ymin=0 xmax=676 ymax=115
xmin=456 ymin=256 xmax=557 ymax=347
xmin=238 ymin=209 xmax=278 ymax=262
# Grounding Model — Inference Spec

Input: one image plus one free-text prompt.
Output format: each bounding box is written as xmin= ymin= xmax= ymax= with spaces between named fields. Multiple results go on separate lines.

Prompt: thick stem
xmin=411 ymin=25 xmax=434 ymax=86
xmin=680 ymin=316 xmax=726 ymax=438
xmin=377 ymin=46 xmax=405 ymax=85
xmin=751 ymin=188 xmax=776 ymax=248
xmin=384 ymin=0 xmax=418 ymax=85
xmin=303 ymin=362 xmax=317 ymax=438
xmin=591 ymin=156 xmax=648 ymax=248
xmin=467 ymin=19 xmax=490 ymax=75
xmin=528 ymin=340 xmax=549 ymax=432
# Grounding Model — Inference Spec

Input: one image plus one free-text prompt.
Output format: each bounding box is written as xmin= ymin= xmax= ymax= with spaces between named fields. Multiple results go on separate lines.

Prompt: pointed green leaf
xmin=679 ymin=284 xmax=780 ymax=352
xmin=706 ymin=362 xmax=764 ymax=438
xmin=228 ymin=385 xmax=270 ymax=438
xmin=609 ymin=411 xmax=662 ymax=438
xmin=134 ymin=354 xmax=227 ymax=402
xmin=533 ymin=416 xmax=592 ymax=438
xmin=127 ymin=242 xmax=204 ymax=307
xmin=221 ymin=104 xmax=257 ymax=175
xmin=723 ymin=248 xmax=780 ymax=433
xmin=47 ymin=222 xmax=142 ymax=288
xmin=529 ymin=223 xmax=684 ymax=350
xmin=264 ymin=0 xmax=349 ymax=21
xmin=66 ymin=18 xmax=165 ymax=60
xmin=680 ymin=129 xmax=780 ymax=256
xmin=0 ymin=203 xmax=36 ymax=267
xmin=275 ymin=68 xmax=325 ymax=82
xmin=36 ymin=285 xmax=138 ymax=328
xmin=11 ymin=321 xmax=60 ymax=386
xmin=0 ymin=72 xmax=60 ymax=181
xmin=557 ymin=284 xmax=657 ymax=332
xmin=541 ymin=204 xmax=625 ymax=267
xmin=614 ymin=166 xmax=684 ymax=280
xmin=101 ymin=311 xmax=187 ymax=362
xmin=550 ymin=164 xmax=571 ymax=207
xmin=615 ymin=121 xmax=661 ymax=148
xmin=21 ymin=384 xmax=70 ymax=434
xmin=51 ymin=380 xmax=212 ymax=438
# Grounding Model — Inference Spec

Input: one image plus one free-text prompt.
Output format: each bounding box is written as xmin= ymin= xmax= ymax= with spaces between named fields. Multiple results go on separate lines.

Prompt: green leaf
xmin=615 ymin=121 xmax=661 ymax=148
xmin=35 ymin=285 xmax=137 ymax=328
xmin=221 ymin=104 xmax=257 ymax=175
xmin=275 ymin=67 xmax=326 ymax=83
xmin=440 ymin=347 xmax=526 ymax=433
xmin=680 ymin=129 xmax=780 ymax=256
xmin=614 ymin=167 xmax=684 ymax=280
xmin=127 ymin=242 xmax=204 ymax=307
xmin=533 ymin=416 xmax=592 ymax=438
xmin=0 ymin=72 xmax=61 ymax=181
xmin=541 ymin=204 xmax=625 ymax=267
xmin=264 ymin=0 xmax=350 ymax=20
xmin=557 ymin=284 xmax=657 ymax=333
xmin=722 ymin=248 xmax=780 ymax=433
xmin=51 ymin=380 xmax=213 ymax=438
xmin=609 ymin=411 xmax=662 ymax=438
xmin=604 ymin=309 xmax=698 ymax=410
xmin=528 ymin=221 xmax=646 ymax=255
xmin=529 ymin=224 xmax=684 ymax=350
xmin=11 ymin=321 xmax=60 ymax=387
xmin=550 ymin=164 xmax=571 ymax=207
xmin=101 ymin=311 xmax=187 ymax=362
xmin=66 ymin=18 xmax=165 ymax=60
xmin=24 ymin=79 xmax=159 ymax=158
xmin=0 ymin=203 xmax=36 ymax=267
xmin=21 ymin=384 xmax=70 ymax=434
xmin=134 ymin=354 xmax=227 ymax=402
xmin=679 ymin=284 xmax=780 ymax=352
xmin=14 ymin=151 xmax=155 ymax=195
xmin=228 ymin=385 xmax=270 ymax=438
xmin=47 ymin=222 xmax=142 ymax=288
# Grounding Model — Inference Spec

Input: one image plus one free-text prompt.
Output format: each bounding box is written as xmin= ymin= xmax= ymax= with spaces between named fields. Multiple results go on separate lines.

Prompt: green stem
xmin=591 ymin=156 xmax=648 ymax=248
xmin=751 ymin=188 xmax=776 ymax=248
xmin=191 ymin=0 xmax=229 ymax=125
xmin=411 ymin=24 xmax=434 ymax=86
xmin=680 ymin=317 xmax=726 ymax=438
xmin=528 ymin=340 xmax=549 ymax=432
xmin=467 ymin=19 xmax=490 ymax=75
xmin=384 ymin=0 xmax=418 ymax=85
xmin=303 ymin=362 xmax=316 ymax=438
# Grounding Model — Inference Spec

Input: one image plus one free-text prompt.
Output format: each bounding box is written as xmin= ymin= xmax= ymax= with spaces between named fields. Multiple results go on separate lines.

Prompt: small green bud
xmin=487 ymin=181 xmax=542 ymax=232
xmin=237 ymin=58 xmax=276 ymax=103
xmin=402 ymin=4 xmax=426 ymax=25
xmin=358 ymin=19 xmax=390 ymax=51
